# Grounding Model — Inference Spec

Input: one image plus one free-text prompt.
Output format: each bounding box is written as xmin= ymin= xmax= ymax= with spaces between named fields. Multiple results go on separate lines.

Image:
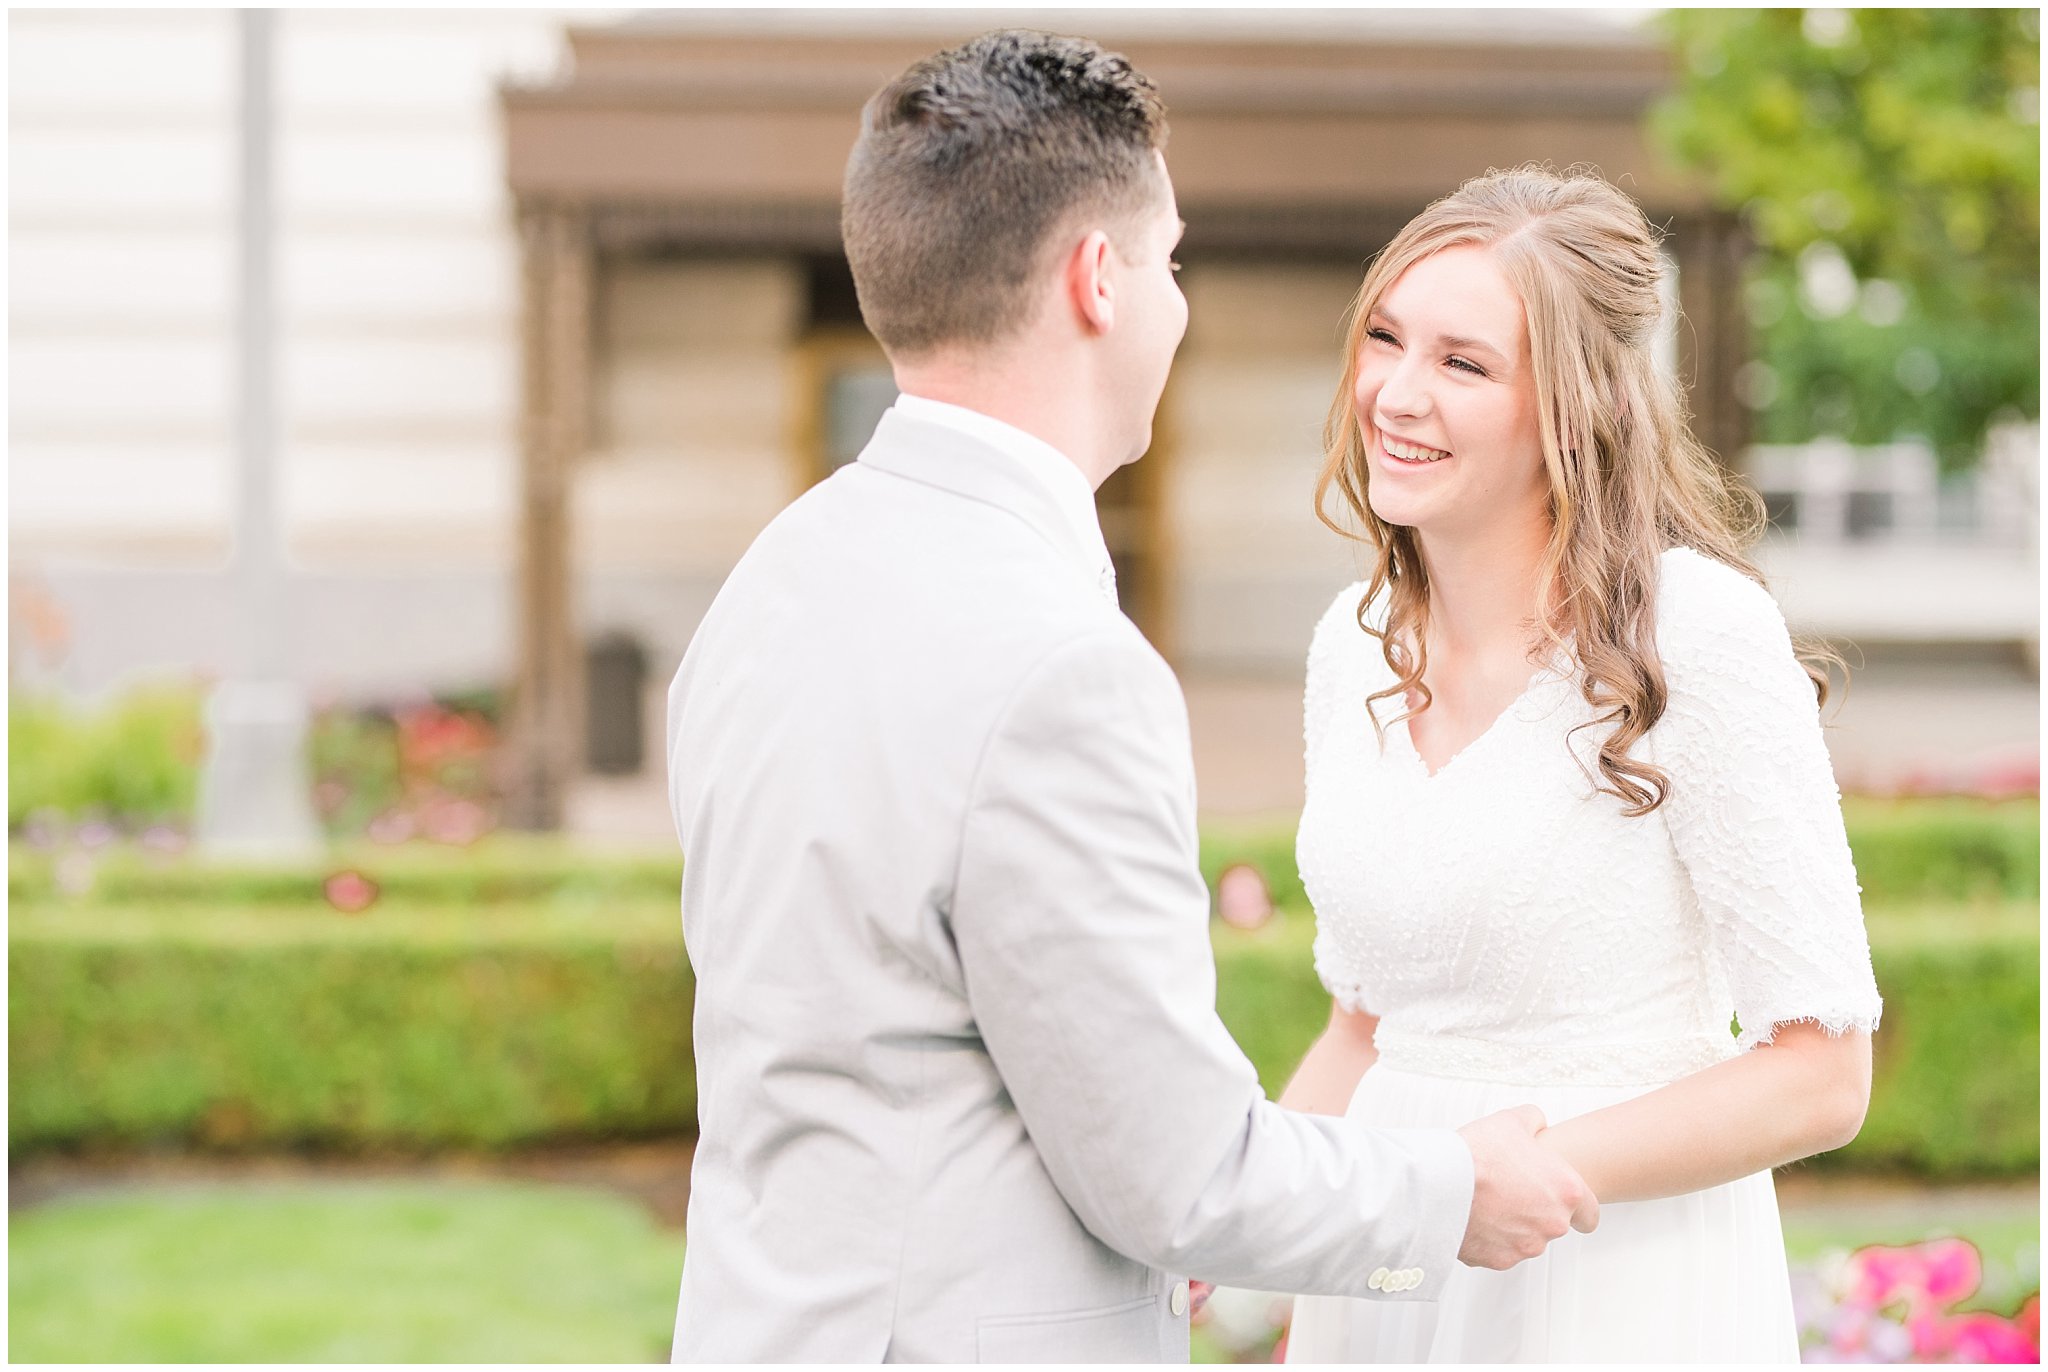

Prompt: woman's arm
xmin=1536 ymin=1021 xmax=1871 ymax=1203
xmin=1278 ymin=1001 xmax=1381 ymax=1116
xmin=1551 ymin=559 xmax=1882 ymax=1205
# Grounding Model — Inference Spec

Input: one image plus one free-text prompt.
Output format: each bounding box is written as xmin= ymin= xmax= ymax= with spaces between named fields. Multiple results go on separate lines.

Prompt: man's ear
xmin=1063 ymin=229 xmax=1115 ymax=336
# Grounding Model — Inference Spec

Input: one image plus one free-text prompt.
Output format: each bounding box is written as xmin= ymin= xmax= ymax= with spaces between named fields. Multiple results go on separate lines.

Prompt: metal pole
xmin=197 ymin=7 xmax=321 ymax=859
xmin=237 ymin=6 xmax=282 ymax=681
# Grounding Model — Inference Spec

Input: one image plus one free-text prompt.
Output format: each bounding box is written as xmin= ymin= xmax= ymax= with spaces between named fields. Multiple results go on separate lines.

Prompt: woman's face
xmin=1353 ymin=245 xmax=1549 ymax=545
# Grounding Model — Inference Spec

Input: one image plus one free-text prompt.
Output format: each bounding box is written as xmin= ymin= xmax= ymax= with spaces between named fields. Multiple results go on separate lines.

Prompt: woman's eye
xmin=1446 ymin=355 xmax=1486 ymax=376
xmin=1366 ymin=327 xmax=1398 ymax=346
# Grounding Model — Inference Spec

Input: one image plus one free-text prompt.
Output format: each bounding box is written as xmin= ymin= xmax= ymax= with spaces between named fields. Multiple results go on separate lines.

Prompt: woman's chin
xmin=1367 ymin=492 xmax=1430 ymax=533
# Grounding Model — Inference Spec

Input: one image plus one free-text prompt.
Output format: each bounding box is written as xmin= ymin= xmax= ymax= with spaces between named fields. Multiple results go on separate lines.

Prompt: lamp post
xmin=196 ymin=7 xmax=321 ymax=859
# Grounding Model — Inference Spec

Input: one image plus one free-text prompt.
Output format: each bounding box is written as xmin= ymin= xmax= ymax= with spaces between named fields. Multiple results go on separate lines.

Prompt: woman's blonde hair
xmin=1314 ymin=164 xmax=1832 ymax=816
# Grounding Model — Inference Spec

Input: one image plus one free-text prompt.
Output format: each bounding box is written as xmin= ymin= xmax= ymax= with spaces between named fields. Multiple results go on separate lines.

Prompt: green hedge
xmin=8 ymin=841 xmax=682 ymax=909
xmin=9 ymin=893 xmax=2036 ymax=1175
xmin=1211 ymin=910 xmax=2039 ymax=1179
xmin=9 ymin=904 xmax=691 ymax=1153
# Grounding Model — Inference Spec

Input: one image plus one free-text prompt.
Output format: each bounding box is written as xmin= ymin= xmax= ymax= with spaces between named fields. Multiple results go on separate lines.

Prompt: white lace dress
xmin=1284 ymin=548 xmax=1883 ymax=1364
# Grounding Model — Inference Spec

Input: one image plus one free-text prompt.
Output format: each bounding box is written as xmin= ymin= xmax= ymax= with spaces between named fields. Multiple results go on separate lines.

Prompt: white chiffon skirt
xmin=1285 ymin=1065 xmax=1800 ymax=1364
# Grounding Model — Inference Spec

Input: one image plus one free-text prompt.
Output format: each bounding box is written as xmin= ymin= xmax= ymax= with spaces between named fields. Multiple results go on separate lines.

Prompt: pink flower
xmin=1918 ymin=1238 xmax=1983 ymax=1309
xmin=1844 ymin=1244 xmax=1927 ymax=1310
xmin=323 ymin=869 xmax=380 ymax=914
xmin=1946 ymin=1310 xmax=2040 ymax=1363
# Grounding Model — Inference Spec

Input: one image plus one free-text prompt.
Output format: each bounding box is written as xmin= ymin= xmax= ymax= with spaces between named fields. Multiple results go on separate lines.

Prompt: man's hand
xmin=1455 ymin=1105 xmax=1598 ymax=1270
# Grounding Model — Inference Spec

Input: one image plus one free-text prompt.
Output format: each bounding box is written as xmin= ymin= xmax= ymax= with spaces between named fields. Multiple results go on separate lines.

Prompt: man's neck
xmin=892 ymin=349 xmax=1118 ymax=491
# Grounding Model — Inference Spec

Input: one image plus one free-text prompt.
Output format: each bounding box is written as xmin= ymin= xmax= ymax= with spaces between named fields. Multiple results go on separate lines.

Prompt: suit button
xmin=1169 ymin=1280 xmax=1190 ymax=1317
xmin=1368 ymin=1266 xmax=1390 ymax=1291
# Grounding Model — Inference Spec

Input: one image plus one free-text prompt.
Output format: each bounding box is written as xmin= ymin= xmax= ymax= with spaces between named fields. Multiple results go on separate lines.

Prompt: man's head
xmin=843 ymin=30 xmax=1171 ymax=357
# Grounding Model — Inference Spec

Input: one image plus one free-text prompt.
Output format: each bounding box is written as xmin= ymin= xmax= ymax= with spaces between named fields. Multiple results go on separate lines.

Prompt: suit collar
xmin=856 ymin=406 xmax=1115 ymax=598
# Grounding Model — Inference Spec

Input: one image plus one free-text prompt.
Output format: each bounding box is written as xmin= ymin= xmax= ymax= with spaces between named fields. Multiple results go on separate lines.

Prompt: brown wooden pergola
xmin=498 ymin=18 xmax=1743 ymax=829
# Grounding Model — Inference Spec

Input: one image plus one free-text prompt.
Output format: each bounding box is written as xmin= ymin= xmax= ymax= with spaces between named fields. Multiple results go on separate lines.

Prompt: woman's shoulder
xmin=1656 ymin=547 xmax=1788 ymax=637
xmin=1653 ymin=546 xmax=1800 ymax=682
xmin=1309 ymin=579 xmax=1387 ymax=662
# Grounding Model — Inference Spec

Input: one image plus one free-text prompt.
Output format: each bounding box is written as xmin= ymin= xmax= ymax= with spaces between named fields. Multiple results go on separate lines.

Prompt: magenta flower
xmin=1824 ymin=1240 xmax=2038 ymax=1364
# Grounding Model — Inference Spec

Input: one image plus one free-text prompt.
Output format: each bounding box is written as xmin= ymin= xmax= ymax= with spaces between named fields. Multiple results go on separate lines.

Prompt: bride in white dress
xmin=1280 ymin=168 xmax=1884 ymax=1362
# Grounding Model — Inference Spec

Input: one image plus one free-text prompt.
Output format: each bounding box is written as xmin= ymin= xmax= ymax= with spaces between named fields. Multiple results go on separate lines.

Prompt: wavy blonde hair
xmin=1315 ymin=165 xmax=1832 ymax=816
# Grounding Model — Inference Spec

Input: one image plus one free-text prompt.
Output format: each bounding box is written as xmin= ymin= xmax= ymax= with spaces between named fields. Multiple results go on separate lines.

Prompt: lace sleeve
xmin=1303 ymin=582 xmax=1373 ymax=1013
xmin=1650 ymin=551 xmax=1882 ymax=1050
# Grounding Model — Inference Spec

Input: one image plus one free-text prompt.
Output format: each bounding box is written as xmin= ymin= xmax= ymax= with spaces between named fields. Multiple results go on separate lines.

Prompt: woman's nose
xmin=1371 ymin=357 xmax=1430 ymax=422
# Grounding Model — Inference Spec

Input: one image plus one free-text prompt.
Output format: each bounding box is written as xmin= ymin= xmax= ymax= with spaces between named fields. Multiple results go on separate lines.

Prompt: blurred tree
xmin=1655 ymin=8 xmax=2039 ymax=470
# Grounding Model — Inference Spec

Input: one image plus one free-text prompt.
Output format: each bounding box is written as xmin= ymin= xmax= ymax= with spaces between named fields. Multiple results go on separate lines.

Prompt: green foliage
xmin=1654 ymin=8 xmax=2040 ymax=468
xmin=1820 ymin=910 xmax=2041 ymax=1175
xmin=308 ymin=700 xmax=501 ymax=840
xmin=9 ymin=907 xmax=693 ymax=1153
xmin=1210 ymin=909 xmax=2038 ymax=1180
xmin=306 ymin=710 xmax=404 ymax=836
xmin=1843 ymin=798 xmax=2039 ymax=905
xmin=8 ymin=684 xmax=506 ymax=839
xmin=8 ymin=799 xmax=2036 ymax=1174
xmin=8 ymin=837 xmax=682 ymax=909
xmin=8 ymin=685 xmax=205 ymax=829
xmin=7 ymin=1183 xmax=683 ymax=1362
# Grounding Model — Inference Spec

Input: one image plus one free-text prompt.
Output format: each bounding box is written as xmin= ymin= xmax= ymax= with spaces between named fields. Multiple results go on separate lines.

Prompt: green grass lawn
xmin=8 ymin=1181 xmax=686 ymax=1363
xmin=12 ymin=1177 xmax=2034 ymax=1364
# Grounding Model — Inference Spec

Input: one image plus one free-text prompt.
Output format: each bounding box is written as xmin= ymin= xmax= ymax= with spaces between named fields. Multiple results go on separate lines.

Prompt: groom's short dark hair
xmin=842 ymin=30 xmax=1169 ymax=356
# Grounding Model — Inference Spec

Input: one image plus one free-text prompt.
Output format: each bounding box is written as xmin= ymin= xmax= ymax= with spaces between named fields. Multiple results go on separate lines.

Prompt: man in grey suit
xmin=665 ymin=30 xmax=1594 ymax=1363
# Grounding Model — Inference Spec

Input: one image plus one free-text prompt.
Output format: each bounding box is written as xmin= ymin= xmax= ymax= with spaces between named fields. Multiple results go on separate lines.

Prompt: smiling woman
xmin=1352 ymin=246 xmax=1548 ymax=591
xmin=1280 ymin=165 xmax=1885 ymax=1362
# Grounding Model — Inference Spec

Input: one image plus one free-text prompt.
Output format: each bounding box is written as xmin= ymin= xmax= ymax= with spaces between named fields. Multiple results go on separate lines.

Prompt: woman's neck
xmin=1414 ymin=514 xmax=1554 ymax=664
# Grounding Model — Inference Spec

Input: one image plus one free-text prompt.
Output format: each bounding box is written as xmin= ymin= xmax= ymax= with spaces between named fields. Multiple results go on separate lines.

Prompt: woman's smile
xmin=1378 ymin=432 xmax=1454 ymax=468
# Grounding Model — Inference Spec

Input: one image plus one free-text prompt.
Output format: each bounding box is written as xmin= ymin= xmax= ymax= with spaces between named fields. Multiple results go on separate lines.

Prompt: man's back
xmin=669 ymin=409 xmax=1183 ymax=1360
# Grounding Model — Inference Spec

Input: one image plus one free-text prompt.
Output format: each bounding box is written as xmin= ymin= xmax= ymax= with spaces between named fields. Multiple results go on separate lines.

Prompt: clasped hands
xmin=1186 ymin=1104 xmax=1592 ymax=1317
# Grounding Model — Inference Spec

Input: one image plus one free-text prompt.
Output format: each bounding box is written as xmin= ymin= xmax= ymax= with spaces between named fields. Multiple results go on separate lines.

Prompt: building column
xmin=1675 ymin=211 xmax=1752 ymax=469
xmin=506 ymin=202 xmax=591 ymax=831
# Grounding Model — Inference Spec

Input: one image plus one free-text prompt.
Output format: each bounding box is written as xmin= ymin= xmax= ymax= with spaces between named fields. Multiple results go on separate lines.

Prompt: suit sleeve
xmin=951 ymin=626 xmax=1474 ymax=1298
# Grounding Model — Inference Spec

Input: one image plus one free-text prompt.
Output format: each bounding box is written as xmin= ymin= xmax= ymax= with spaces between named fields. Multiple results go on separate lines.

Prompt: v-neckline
xmin=1394 ymin=659 xmax=1564 ymax=782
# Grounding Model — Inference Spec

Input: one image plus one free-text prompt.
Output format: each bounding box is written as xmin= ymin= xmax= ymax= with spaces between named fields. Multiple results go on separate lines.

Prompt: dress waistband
xmin=1372 ymin=1025 xmax=1740 ymax=1087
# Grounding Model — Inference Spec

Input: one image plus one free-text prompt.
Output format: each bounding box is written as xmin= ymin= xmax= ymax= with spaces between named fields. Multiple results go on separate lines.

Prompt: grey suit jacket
xmin=666 ymin=408 xmax=1474 ymax=1363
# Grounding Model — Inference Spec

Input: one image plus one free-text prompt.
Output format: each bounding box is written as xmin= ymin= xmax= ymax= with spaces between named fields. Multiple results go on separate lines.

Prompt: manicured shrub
xmin=8 ymin=905 xmax=693 ymax=1153
xmin=1820 ymin=916 xmax=2040 ymax=1175
xmin=9 ymin=894 xmax=2032 ymax=1176
xmin=8 ymin=840 xmax=682 ymax=909
xmin=1837 ymin=798 xmax=2039 ymax=904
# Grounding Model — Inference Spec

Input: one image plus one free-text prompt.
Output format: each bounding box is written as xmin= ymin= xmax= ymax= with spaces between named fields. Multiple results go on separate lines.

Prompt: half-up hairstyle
xmin=1314 ymin=164 xmax=1833 ymax=816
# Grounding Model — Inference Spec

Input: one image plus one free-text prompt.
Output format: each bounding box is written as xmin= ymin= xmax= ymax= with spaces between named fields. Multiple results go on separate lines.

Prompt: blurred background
xmin=8 ymin=7 xmax=2038 ymax=1363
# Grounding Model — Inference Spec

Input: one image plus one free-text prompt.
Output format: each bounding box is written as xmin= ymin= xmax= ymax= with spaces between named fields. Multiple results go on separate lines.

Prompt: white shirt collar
xmin=888 ymin=393 xmax=1119 ymax=608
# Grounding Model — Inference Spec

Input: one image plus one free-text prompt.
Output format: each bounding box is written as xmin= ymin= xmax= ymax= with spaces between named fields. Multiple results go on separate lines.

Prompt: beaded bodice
xmin=1298 ymin=548 xmax=1883 ymax=1087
